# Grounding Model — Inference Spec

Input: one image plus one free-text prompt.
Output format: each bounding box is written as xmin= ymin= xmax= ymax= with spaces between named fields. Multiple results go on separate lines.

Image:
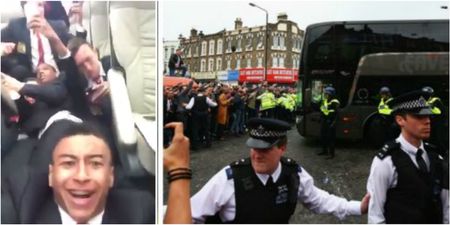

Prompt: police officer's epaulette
xmin=227 ymin=158 xmax=251 ymax=180
xmin=231 ymin=158 xmax=251 ymax=166
xmin=281 ymin=157 xmax=302 ymax=172
xmin=376 ymin=141 xmax=400 ymax=159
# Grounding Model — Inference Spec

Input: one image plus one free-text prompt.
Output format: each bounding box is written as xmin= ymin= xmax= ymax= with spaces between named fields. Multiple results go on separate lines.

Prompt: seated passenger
xmin=3 ymin=122 xmax=155 ymax=223
xmin=1 ymin=1 xmax=85 ymax=81
xmin=1 ymin=61 xmax=72 ymax=138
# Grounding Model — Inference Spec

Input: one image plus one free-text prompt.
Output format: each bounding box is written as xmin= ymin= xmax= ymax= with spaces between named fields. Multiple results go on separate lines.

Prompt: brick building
xmin=179 ymin=13 xmax=304 ymax=82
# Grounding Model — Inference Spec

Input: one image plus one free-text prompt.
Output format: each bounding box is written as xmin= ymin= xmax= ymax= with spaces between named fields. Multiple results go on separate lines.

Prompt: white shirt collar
xmin=57 ymin=205 xmax=104 ymax=224
xmin=255 ymin=162 xmax=282 ymax=186
xmin=396 ymin=134 xmax=425 ymax=156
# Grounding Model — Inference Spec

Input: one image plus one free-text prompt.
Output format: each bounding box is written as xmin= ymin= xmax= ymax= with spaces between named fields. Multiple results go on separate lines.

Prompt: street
xmin=164 ymin=128 xmax=378 ymax=223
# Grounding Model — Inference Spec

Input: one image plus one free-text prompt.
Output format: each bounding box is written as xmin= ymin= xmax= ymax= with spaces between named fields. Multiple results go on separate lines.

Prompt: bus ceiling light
xmin=343 ymin=129 xmax=350 ymax=134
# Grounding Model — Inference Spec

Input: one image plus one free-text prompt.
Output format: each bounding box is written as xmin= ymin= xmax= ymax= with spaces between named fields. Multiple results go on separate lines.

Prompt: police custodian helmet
xmin=387 ymin=90 xmax=433 ymax=116
xmin=246 ymin=118 xmax=291 ymax=149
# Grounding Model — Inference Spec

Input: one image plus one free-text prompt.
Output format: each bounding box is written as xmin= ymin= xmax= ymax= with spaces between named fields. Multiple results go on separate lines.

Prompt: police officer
xmin=257 ymin=87 xmax=277 ymax=118
xmin=377 ymin=86 xmax=396 ymax=144
xmin=422 ymin=86 xmax=448 ymax=154
xmin=190 ymin=118 xmax=370 ymax=223
xmin=318 ymin=87 xmax=340 ymax=159
xmin=378 ymin=87 xmax=393 ymax=116
xmin=366 ymin=90 xmax=449 ymax=224
xmin=185 ymin=87 xmax=217 ymax=149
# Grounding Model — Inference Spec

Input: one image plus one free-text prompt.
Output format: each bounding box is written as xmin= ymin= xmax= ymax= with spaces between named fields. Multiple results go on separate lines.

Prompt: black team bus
xmin=296 ymin=20 xmax=449 ymax=146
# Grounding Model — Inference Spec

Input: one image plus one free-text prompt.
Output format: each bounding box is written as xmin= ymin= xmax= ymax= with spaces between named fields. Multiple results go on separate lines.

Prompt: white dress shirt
xmin=366 ymin=134 xmax=449 ymax=223
xmin=30 ymin=31 xmax=57 ymax=71
xmin=185 ymin=94 xmax=218 ymax=110
xmin=58 ymin=205 xmax=104 ymax=224
xmin=191 ymin=162 xmax=361 ymax=223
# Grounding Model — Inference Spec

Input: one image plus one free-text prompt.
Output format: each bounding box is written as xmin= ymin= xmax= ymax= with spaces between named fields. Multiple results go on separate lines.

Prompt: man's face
xmin=73 ymin=44 xmax=101 ymax=81
xmin=36 ymin=63 xmax=57 ymax=84
xmin=250 ymin=143 xmax=286 ymax=174
xmin=396 ymin=114 xmax=431 ymax=140
xmin=49 ymin=135 xmax=114 ymax=223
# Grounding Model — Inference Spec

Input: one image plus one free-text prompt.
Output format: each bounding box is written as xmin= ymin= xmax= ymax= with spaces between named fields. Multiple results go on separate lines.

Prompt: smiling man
xmin=28 ymin=122 xmax=155 ymax=224
xmin=190 ymin=118 xmax=370 ymax=223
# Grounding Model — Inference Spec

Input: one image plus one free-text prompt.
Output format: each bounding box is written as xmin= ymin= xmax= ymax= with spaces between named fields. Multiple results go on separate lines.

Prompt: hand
xmin=1 ymin=73 xmax=24 ymax=92
xmin=164 ymin=122 xmax=190 ymax=171
xmin=1 ymin=42 xmax=16 ymax=56
xmin=28 ymin=16 xmax=58 ymax=41
xmin=87 ymin=81 xmax=110 ymax=104
xmin=360 ymin=193 xmax=370 ymax=214
xmin=68 ymin=2 xmax=84 ymax=25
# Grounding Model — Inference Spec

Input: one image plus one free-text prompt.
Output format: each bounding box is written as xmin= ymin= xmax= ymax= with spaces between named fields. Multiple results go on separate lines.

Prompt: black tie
xmin=266 ymin=176 xmax=274 ymax=187
xmin=416 ymin=149 xmax=428 ymax=174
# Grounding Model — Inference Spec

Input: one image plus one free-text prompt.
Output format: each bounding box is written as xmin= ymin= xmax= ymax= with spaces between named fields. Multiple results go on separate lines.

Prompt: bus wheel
xmin=365 ymin=116 xmax=387 ymax=148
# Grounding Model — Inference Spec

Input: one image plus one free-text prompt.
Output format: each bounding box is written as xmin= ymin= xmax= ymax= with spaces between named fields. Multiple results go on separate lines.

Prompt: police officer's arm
xmin=366 ymin=156 xmax=396 ymax=223
xmin=297 ymin=168 xmax=362 ymax=220
xmin=190 ymin=166 xmax=235 ymax=223
xmin=206 ymin=97 xmax=217 ymax=107
xmin=185 ymin=97 xmax=195 ymax=110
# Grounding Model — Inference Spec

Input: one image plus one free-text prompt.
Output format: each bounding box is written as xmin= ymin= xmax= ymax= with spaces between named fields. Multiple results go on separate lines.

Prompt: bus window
xmin=311 ymin=80 xmax=333 ymax=103
xmin=305 ymin=25 xmax=335 ymax=73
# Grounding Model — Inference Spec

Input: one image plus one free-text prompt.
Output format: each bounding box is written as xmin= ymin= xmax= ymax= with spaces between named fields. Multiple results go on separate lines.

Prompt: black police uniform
xmin=367 ymin=90 xmax=449 ymax=223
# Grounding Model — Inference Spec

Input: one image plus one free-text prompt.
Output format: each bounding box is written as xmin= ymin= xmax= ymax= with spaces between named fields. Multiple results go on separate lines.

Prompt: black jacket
xmin=168 ymin=53 xmax=183 ymax=69
xmin=1 ymin=17 xmax=73 ymax=72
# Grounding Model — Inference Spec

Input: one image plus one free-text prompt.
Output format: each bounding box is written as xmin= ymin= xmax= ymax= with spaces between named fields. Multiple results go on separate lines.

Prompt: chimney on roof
xmin=277 ymin=13 xmax=288 ymax=21
xmin=190 ymin=28 xmax=198 ymax=37
xmin=235 ymin=18 xmax=243 ymax=30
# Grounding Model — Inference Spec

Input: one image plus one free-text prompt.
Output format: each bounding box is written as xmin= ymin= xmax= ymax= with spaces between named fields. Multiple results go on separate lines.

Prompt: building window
xmin=272 ymin=56 xmax=278 ymax=67
xmin=208 ymin=58 xmax=214 ymax=71
xmin=201 ymin=59 xmax=206 ymax=72
xmin=217 ymin=39 xmax=223 ymax=54
xmin=279 ymin=57 xmax=284 ymax=67
xmin=201 ymin=41 xmax=207 ymax=56
xmin=209 ymin=40 xmax=215 ymax=55
xmin=237 ymin=39 xmax=241 ymax=51
xmin=216 ymin=58 xmax=222 ymax=70
xmin=273 ymin=35 xmax=277 ymax=48
xmin=195 ymin=45 xmax=199 ymax=56
xmin=164 ymin=48 xmax=168 ymax=59
xmin=170 ymin=47 xmax=175 ymax=54
xmin=236 ymin=59 xmax=241 ymax=69
xmin=280 ymin=36 xmax=285 ymax=48
xmin=227 ymin=60 xmax=231 ymax=69
xmin=227 ymin=40 xmax=232 ymax=52
xmin=246 ymin=58 xmax=251 ymax=68
xmin=257 ymin=58 xmax=263 ymax=67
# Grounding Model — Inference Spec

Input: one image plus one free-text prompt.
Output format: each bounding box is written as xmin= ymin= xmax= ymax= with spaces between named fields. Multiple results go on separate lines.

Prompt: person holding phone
xmin=1 ymin=1 xmax=81 ymax=81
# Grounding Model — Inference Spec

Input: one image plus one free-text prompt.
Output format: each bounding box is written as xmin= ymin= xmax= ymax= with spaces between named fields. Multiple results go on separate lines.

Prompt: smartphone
xmin=24 ymin=2 xmax=40 ymax=25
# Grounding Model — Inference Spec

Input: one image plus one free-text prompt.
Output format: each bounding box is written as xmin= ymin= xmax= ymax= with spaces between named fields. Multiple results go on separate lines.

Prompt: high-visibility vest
xmin=320 ymin=98 xmax=340 ymax=116
xmin=427 ymin=97 xmax=442 ymax=115
xmin=260 ymin=92 xmax=277 ymax=111
xmin=378 ymin=97 xmax=393 ymax=115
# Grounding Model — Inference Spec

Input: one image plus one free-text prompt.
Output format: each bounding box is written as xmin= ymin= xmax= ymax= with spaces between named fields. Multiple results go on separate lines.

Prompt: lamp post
xmin=249 ymin=2 xmax=269 ymax=81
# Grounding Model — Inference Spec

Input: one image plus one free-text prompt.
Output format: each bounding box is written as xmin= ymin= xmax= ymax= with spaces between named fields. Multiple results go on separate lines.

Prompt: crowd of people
xmin=163 ymin=80 xmax=299 ymax=149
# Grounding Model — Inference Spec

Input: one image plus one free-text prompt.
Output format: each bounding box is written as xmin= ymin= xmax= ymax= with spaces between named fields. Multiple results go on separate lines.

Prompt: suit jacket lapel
xmin=34 ymin=198 xmax=62 ymax=224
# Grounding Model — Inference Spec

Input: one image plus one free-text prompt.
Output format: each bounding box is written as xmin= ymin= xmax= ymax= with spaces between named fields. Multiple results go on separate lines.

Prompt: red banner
xmin=267 ymin=68 xmax=298 ymax=83
xmin=238 ymin=68 xmax=299 ymax=83
xmin=238 ymin=68 xmax=264 ymax=83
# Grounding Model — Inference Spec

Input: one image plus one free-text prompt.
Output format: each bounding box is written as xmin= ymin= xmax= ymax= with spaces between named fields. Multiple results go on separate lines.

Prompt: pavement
xmin=164 ymin=128 xmax=378 ymax=223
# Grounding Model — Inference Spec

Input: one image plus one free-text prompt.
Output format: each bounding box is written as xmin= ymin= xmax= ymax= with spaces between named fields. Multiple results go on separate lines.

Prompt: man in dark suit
xmin=1 ymin=122 xmax=154 ymax=224
xmin=1 ymin=1 xmax=84 ymax=81
xmin=168 ymin=48 xmax=187 ymax=77
xmin=1 ymin=61 xmax=72 ymax=138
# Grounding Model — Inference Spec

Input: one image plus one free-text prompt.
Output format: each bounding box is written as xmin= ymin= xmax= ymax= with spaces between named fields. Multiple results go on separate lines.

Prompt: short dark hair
xmin=67 ymin=37 xmax=94 ymax=57
xmin=276 ymin=136 xmax=288 ymax=148
xmin=51 ymin=122 xmax=113 ymax=165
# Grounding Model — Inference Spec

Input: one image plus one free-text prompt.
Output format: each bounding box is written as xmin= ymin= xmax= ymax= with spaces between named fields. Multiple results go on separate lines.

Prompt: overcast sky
xmin=161 ymin=0 xmax=449 ymax=40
